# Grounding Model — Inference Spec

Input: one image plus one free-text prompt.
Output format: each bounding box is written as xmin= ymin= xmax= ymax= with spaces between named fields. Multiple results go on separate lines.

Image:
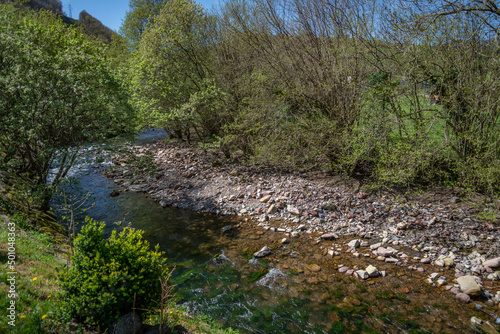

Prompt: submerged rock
xmin=307 ymin=264 xmax=321 ymax=272
xmin=456 ymin=293 xmax=471 ymax=303
xmin=254 ymin=246 xmax=271 ymax=258
xmin=221 ymin=225 xmax=233 ymax=233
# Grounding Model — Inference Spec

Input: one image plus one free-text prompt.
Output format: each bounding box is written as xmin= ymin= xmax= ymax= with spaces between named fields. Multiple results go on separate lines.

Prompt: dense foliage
xmin=120 ymin=0 xmax=170 ymax=50
xmin=0 ymin=3 xmax=135 ymax=208
xmin=130 ymin=0 xmax=229 ymax=142
xmin=126 ymin=0 xmax=500 ymax=195
xmin=59 ymin=219 xmax=167 ymax=327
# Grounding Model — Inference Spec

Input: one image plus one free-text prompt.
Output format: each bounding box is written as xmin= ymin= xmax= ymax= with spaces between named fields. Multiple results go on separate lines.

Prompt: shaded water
xmin=51 ymin=131 xmax=495 ymax=333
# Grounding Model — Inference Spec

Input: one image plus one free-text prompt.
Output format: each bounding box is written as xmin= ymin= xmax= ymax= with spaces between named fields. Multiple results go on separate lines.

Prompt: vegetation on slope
xmin=127 ymin=0 xmax=500 ymax=197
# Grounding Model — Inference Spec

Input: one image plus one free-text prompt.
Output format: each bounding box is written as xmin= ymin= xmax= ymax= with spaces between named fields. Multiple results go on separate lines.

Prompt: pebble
xmin=470 ymin=316 xmax=483 ymax=326
xmin=287 ymin=205 xmax=300 ymax=216
xmin=259 ymin=195 xmax=272 ymax=203
xmin=437 ymin=279 xmax=446 ymax=286
xmin=385 ymin=257 xmax=399 ymax=263
xmin=267 ymin=205 xmax=278 ymax=214
xmin=321 ymin=233 xmax=338 ymax=240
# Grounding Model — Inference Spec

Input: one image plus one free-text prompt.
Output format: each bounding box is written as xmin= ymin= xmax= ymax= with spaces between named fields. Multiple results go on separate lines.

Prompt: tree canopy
xmin=119 ymin=0 xmax=170 ymax=50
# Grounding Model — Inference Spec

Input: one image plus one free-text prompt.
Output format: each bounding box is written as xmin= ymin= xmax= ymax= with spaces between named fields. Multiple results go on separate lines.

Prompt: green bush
xmin=59 ymin=218 xmax=167 ymax=327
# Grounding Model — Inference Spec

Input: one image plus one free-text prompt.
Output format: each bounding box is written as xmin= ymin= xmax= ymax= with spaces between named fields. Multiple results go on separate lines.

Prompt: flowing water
xmin=50 ymin=130 xmax=497 ymax=333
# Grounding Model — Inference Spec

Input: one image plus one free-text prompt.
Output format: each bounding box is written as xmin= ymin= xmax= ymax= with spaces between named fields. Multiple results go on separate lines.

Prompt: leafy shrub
xmin=59 ymin=218 xmax=167 ymax=327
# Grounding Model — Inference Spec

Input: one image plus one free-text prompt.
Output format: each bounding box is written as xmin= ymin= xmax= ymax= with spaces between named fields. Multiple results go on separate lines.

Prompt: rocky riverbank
xmin=104 ymin=139 xmax=500 ymax=323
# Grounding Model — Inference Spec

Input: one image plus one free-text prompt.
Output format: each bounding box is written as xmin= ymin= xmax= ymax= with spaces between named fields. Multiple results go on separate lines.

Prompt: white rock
xmin=355 ymin=270 xmax=370 ymax=280
xmin=366 ymin=265 xmax=379 ymax=277
xmin=435 ymin=259 xmax=445 ymax=267
xmin=483 ymin=257 xmax=500 ymax=268
xmin=377 ymin=247 xmax=393 ymax=257
xmin=287 ymin=205 xmax=300 ymax=216
xmin=457 ymin=275 xmax=482 ymax=296
xmin=385 ymin=257 xmax=399 ymax=263
xmin=348 ymin=239 xmax=360 ymax=248
xmin=254 ymin=246 xmax=271 ymax=258
xmin=487 ymin=273 xmax=500 ymax=281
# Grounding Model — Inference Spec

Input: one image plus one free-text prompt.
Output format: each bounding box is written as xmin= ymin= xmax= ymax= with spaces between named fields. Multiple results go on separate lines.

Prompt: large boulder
xmin=457 ymin=275 xmax=482 ymax=296
xmin=109 ymin=312 xmax=142 ymax=334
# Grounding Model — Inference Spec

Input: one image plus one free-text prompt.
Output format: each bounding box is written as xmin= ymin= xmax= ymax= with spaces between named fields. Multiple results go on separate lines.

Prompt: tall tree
xmin=119 ymin=0 xmax=169 ymax=49
xmin=130 ymin=0 xmax=220 ymax=140
xmin=0 ymin=7 xmax=135 ymax=209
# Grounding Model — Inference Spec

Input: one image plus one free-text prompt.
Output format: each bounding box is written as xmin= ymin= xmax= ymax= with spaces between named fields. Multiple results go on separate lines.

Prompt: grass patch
xmin=0 ymin=216 xmax=65 ymax=333
xmin=331 ymin=288 xmax=345 ymax=299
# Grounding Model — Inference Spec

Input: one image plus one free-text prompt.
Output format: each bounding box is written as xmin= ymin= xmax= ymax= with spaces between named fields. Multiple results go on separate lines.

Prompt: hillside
xmin=0 ymin=0 xmax=115 ymax=44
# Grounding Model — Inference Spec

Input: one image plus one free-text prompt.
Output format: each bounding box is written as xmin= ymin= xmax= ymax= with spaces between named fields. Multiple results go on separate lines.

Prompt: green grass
xmin=0 ymin=215 xmax=64 ymax=333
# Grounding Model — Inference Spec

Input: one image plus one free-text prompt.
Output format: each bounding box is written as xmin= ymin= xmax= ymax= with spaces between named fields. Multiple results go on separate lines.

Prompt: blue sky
xmin=61 ymin=0 xmax=219 ymax=32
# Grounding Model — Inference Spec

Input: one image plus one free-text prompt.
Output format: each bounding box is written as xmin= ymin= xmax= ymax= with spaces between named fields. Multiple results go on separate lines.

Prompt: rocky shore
xmin=104 ymin=139 xmax=500 ymax=319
